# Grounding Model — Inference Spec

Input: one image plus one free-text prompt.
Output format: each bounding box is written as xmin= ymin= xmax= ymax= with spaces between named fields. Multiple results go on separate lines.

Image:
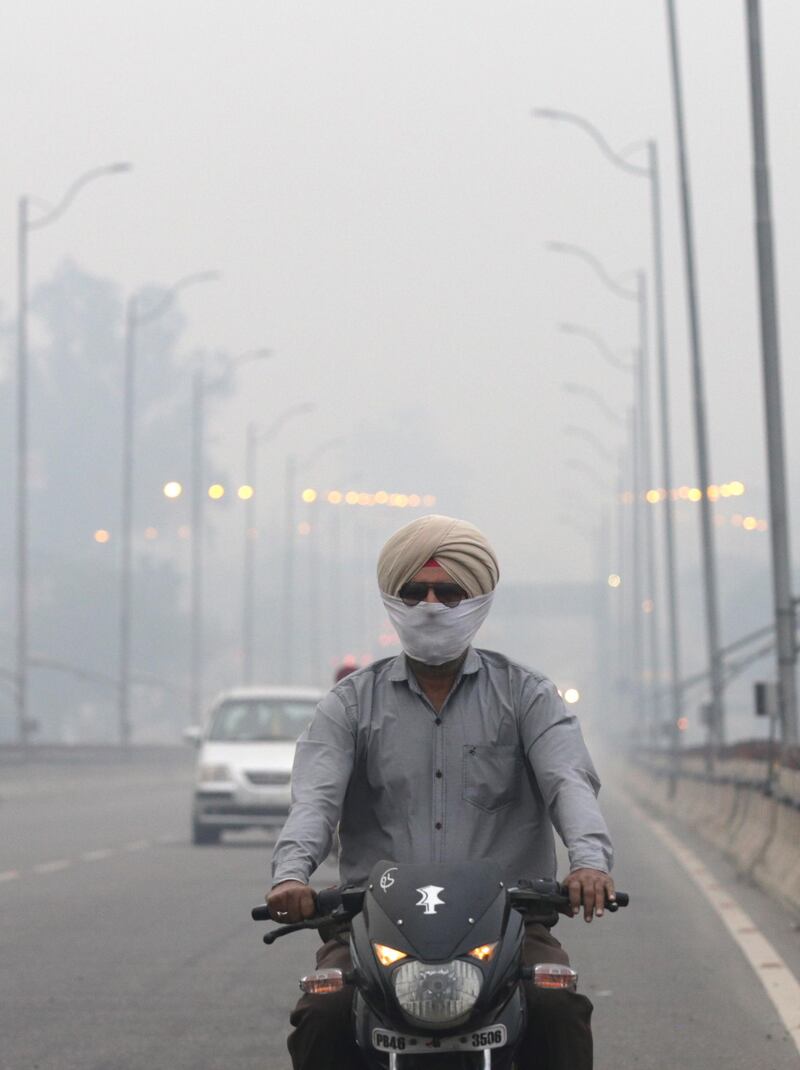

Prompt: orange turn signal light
xmin=533 ymin=963 xmax=578 ymax=991
xmin=467 ymin=943 xmax=497 ymax=963
xmin=299 ymin=968 xmax=346 ymax=994
xmin=373 ymin=943 xmax=408 ymax=967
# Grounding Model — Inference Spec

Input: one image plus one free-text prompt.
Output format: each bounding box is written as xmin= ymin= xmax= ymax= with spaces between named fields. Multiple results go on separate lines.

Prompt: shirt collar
xmin=388 ymin=646 xmax=482 ymax=684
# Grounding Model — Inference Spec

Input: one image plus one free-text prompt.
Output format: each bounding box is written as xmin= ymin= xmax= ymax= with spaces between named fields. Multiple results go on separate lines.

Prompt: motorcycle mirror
xmin=299 ymin=969 xmax=346 ymax=995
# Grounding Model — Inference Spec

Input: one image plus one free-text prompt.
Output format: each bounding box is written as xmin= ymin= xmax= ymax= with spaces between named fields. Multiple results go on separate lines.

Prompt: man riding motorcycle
xmin=267 ymin=514 xmax=615 ymax=1068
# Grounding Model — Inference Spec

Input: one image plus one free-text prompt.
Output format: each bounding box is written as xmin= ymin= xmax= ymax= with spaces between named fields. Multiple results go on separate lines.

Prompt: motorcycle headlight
xmin=393 ymin=959 xmax=483 ymax=1025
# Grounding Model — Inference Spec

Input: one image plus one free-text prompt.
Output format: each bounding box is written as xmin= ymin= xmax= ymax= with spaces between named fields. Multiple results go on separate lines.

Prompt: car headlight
xmin=198 ymin=763 xmax=234 ymax=783
xmin=393 ymin=959 xmax=483 ymax=1025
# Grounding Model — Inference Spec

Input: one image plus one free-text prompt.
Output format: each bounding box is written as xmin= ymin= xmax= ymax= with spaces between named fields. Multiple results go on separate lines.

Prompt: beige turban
xmin=377 ymin=515 xmax=499 ymax=598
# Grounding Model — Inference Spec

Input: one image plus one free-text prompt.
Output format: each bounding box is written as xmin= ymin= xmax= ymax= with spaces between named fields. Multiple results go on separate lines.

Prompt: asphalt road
xmin=1 ymin=752 xmax=798 ymax=1069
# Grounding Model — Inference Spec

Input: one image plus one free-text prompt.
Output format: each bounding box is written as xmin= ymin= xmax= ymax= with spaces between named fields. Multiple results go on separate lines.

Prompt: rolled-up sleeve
xmin=271 ymin=691 xmax=356 ymax=887
xmin=520 ymin=679 xmax=613 ymax=874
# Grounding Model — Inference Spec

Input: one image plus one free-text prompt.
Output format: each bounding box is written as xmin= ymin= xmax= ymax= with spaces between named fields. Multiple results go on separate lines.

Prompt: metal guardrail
xmin=635 ymin=746 xmax=800 ymax=811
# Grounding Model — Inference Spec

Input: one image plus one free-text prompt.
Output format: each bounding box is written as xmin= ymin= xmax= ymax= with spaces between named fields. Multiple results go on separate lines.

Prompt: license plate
xmin=372 ymin=1024 xmax=507 ymax=1055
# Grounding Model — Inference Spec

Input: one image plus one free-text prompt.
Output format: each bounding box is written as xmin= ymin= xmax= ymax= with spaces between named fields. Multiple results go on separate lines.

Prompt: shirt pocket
xmin=462 ymin=743 xmax=522 ymax=814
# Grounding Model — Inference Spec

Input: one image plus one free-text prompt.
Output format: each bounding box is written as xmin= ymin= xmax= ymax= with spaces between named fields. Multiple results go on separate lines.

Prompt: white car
xmin=185 ymin=685 xmax=323 ymax=845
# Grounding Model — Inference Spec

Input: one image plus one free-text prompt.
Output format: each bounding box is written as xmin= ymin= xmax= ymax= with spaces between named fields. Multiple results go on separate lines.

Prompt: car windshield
xmin=208 ymin=699 xmax=317 ymax=742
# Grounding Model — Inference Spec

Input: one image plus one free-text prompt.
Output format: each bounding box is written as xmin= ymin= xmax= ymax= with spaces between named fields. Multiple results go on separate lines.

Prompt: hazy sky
xmin=2 ymin=0 xmax=799 ymax=603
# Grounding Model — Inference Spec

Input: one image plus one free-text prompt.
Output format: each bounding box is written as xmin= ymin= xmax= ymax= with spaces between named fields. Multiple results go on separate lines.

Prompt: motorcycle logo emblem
xmin=416 ymin=885 xmax=446 ymax=915
xmin=379 ymin=867 xmax=398 ymax=893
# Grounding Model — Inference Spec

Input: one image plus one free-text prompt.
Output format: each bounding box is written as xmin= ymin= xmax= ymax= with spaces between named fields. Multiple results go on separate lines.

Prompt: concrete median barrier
xmin=0 ymin=744 xmax=194 ymax=801
xmin=622 ymin=759 xmax=800 ymax=917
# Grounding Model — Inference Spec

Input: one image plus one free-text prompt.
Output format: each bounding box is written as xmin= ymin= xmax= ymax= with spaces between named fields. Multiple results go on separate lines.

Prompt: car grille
xmin=200 ymin=803 xmax=288 ymax=816
xmin=245 ymin=770 xmax=291 ymax=786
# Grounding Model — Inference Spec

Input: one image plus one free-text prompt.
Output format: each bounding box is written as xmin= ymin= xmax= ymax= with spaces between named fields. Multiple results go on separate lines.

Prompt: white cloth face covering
xmin=380 ymin=591 xmax=495 ymax=665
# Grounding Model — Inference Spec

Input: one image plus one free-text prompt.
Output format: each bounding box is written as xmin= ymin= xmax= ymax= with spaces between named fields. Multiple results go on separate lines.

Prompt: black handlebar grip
xmin=607 ymin=892 xmax=629 ymax=911
xmin=251 ymin=904 xmax=272 ymax=921
xmin=315 ymin=887 xmax=344 ymax=917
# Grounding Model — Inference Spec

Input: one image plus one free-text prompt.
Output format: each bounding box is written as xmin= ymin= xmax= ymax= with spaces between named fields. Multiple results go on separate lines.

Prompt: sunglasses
xmin=397 ymin=581 xmax=468 ymax=608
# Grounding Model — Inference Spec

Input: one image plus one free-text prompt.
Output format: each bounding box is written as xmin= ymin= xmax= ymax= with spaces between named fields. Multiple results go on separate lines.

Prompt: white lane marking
xmin=629 ymin=797 xmax=800 ymax=1053
xmin=33 ymin=860 xmax=71 ymax=874
xmin=2 ymin=834 xmax=180 ymax=885
xmin=81 ymin=849 xmax=114 ymax=862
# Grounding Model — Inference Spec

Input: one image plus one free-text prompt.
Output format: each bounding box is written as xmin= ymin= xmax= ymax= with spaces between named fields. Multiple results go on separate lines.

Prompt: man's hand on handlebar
xmin=561 ymin=867 xmax=616 ymax=922
xmin=266 ymin=880 xmax=316 ymax=923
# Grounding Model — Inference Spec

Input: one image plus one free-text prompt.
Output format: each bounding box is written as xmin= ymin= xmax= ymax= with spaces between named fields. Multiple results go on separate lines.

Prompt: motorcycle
xmin=253 ymin=858 xmax=628 ymax=1068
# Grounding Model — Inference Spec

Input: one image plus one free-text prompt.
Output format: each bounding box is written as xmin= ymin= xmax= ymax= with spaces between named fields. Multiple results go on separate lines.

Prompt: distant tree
xmin=0 ymin=260 xmax=229 ymax=741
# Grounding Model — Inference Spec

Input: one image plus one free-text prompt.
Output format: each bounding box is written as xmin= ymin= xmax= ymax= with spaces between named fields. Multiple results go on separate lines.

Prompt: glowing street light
xmin=163 ymin=481 xmax=183 ymax=499
xmin=207 ymin=484 xmax=225 ymax=500
xmin=564 ymin=688 xmax=581 ymax=705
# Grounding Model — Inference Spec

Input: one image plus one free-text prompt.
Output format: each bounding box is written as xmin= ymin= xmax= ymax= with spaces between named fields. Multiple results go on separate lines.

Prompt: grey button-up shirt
xmin=272 ymin=647 xmax=613 ymax=888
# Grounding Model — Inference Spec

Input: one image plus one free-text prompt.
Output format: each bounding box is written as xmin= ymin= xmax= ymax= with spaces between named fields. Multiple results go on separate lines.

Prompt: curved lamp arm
xmin=563 ymin=425 xmax=616 ymax=463
xmin=28 ymin=162 xmax=132 ymax=231
xmin=562 ymin=382 xmax=626 ymax=427
xmin=132 ymin=270 xmax=220 ymax=326
xmin=546 ymin=241 xmax=638 ymax=302
xmin=559 ymin=323 xmax=636 ymax=374
xmin=532 ymin=108 xmax=649 ymax=178
xmin=301 ymin=436 xmax=346 ymax=471
xmin=566 ymin=457 xmax=613 ymax=487
xmin=256 ymin=403 xmax=316 ymax=445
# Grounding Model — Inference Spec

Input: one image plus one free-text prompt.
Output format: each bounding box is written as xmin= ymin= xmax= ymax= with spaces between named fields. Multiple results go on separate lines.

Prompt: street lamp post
xmin=16 ymin=162 xmax=131 ymax=748
xmin=551 ymin=243 xmax=663 ymax=742
xmin=282 ymin=438 xmax=345 ymax=682
xmin=635 ymin=269 xmax=666 ymax=741
xmin=562 ymin=377 xmax=641 ymax=728
xmin=118 ymin=272 xmax=218 ymax=747
xmin=627 ymin=405 xmax=645 ymax=733
xmin=535 ymin=106 xmax=686 ymax=768
xmin=665 ymin=0 xmax=726 ymax=762
xmin=745 ymin=0 xmax=798 ymax=746
xmin=189 ymin=349 xmax=272 ymax=723
xmin=242 ymin=403 xmax=314 ymax=684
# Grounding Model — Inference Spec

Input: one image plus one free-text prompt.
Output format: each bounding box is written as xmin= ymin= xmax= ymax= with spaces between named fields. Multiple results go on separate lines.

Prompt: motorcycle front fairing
xmin=349 ymin=860 xmax=528 ymax=1063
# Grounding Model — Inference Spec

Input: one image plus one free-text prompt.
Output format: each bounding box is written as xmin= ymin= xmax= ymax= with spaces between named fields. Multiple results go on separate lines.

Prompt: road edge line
xmin=621 ymin=791 xmax=800 ymax=1053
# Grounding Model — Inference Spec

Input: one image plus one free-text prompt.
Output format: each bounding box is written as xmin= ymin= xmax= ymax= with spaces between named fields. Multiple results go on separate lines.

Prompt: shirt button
xmin=435 ymin=769 xmax=443 ymax=778
xmin=434 ymin=717 xmax=442 ymax=726
xmin=435 ymin=821 xmax=443 ymax=830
